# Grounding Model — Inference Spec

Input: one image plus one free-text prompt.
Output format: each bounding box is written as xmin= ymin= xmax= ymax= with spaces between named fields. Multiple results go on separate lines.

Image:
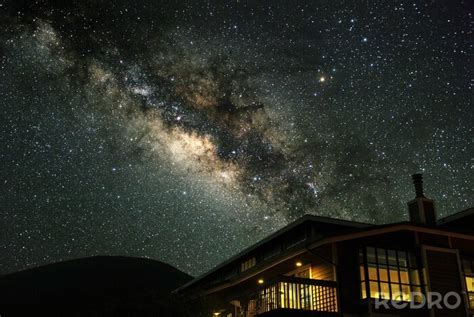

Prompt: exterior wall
xmin=311 ymin=262 xmax=335 ymax=281
xmin=418 ymin=233 xmax=450 ymax=248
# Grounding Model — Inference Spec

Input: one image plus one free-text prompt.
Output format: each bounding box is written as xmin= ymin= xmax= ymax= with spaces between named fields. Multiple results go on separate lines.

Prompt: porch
xmin=247 ymin=276 xmax=338 ymax=316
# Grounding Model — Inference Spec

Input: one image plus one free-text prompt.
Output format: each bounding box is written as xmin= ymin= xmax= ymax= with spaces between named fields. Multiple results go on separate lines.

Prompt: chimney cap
xmin=412 ymin=173 xmax=425 ymax=198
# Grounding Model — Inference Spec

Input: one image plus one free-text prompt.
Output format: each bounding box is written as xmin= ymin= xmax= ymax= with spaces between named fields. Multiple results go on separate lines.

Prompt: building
xmin=178 ymin=174 xmax=474 ymax=317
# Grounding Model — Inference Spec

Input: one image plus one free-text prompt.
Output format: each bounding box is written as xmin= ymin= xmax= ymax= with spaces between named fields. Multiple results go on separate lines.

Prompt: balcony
xmin=247 ymin=276 xmax=338 ymax=316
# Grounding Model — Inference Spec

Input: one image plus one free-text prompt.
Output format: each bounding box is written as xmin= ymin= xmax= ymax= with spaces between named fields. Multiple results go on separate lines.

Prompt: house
xmin=178 ymin=174 xmax=474 ymax=317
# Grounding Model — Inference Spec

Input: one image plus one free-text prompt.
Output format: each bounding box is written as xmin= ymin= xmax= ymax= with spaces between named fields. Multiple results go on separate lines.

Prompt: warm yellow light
xmin=213 ymin=313 xmax=221 ymax=316
xmin=319 ymin=76 xmax=326 ymax=82
xmin=258 ymin=278 xmax=264 ymax=284
xmin=296 ymin=261 xmax=303 ymax=267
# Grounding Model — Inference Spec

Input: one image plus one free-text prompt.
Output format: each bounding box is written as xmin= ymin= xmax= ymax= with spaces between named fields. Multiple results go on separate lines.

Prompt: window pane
xmin=367 ymin=247 xmax=376 ymax=263
xmin=390 ymin=283 xmax=402 ymax=301
xmin=380 ymin=282 xmax=390 ymax=299
xmin=377 ymin=248 xmax=387 ymax=265
xmin=368 ymin=265 xmax=378 ymax=280
xmin=389 ymin=266 xmax=400 ymax=283
xmin=412 ymin=286 xmax=423 ymax=303
xmin=360 ymin=265 xmax=365 ymax=281
xmin=379 ymin=266 xmax=389 ymax=282
xmin=466 ymin=276 xmax=474 ymax=292
xmin=388 ymin=250 xmax=397 ymax=266
xmin=397 ymin=251 xmax=408 ymax=267
xmin=469 ymin=293 xmax=474 ymax=310
xmin=401 ymin=284 xmax=411 ymax=301
xmin=241 ymin=257 xmax=256 ymax=272
xmin=400 ymin=268 xmax=409 ymax=284
xmin=361 ymin=282 xmax=367 ymax=299
xmin=369 ymin=281 xmax=379 ymax=298
xmin=410 ymin=268 xmax=421 ymax=285
xmin=408 ymin=252 xmax=417 ymax=268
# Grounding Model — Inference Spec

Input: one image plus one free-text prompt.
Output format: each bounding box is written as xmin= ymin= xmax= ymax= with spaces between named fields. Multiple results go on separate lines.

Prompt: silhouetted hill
xmin=0 ymin=256 xmax=193 ymax=316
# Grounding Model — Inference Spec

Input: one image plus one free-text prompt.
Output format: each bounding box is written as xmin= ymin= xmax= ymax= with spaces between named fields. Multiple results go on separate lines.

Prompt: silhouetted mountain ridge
xmin=0 ymin=255 xmax=193 ymax=316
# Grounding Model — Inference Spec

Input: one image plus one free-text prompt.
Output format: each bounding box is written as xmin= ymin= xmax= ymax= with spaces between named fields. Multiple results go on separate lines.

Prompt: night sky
xmin=1 ymin=0 xmax=472 ymax=276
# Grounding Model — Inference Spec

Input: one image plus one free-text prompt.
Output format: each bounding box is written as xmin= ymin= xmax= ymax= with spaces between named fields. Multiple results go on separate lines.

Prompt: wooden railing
xmin=248 ymin=276 xmax=338 ymax=316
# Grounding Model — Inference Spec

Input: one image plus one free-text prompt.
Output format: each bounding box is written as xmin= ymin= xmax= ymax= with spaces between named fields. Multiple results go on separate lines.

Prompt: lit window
xmin=241 ymin=257 xmax=256 ymax=272
xmin=462 ymin=258 xmax=474 ymax=309
xmin=359 ymin=247 xmax=422 ymax=302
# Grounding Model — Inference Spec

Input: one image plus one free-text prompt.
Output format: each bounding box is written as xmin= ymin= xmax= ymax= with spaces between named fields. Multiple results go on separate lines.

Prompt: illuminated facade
xmin=178 ymin=175 xmax=474 ymax=317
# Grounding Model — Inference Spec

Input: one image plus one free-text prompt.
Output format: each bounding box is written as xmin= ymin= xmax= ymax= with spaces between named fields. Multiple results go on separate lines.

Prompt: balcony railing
xmin=247 ymin=276 xmax=338 ymax=316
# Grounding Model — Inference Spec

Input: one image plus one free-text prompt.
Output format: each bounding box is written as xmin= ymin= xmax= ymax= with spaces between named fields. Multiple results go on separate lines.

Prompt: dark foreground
xmin=0 ymin=256 xmax=195 ymax=316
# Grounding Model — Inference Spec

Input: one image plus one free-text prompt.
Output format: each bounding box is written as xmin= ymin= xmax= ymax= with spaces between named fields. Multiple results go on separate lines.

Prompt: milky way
xmin=1 ymin=1 xmax=472 ymax=275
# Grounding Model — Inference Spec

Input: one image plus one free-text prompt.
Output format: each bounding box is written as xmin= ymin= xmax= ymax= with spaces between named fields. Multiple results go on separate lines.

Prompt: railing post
xmin=249 ymin=277 xmax=338 ymax=314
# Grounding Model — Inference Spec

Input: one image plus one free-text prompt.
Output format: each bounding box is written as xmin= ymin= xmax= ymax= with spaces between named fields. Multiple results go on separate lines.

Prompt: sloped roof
xmin=438 ymin=207 xmax=474 ymax=224
xmin=437 ymin=207 xmax=474 ymax=233
xmin=177 ymin=215 xmax=372 ymax=291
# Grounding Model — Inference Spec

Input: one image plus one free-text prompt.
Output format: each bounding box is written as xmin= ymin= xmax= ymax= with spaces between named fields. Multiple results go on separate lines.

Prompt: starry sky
xmin=0 ymin=0 xmax=472 ymax=276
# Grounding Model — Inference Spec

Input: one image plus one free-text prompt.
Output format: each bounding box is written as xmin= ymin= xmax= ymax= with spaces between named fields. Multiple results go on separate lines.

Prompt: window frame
xmin=462 ymin=257 xmax=474 ymax=310
xmin=241 ymin=257 xmax=257 ymax=272
xmin=359 ymin=246 xmax=423 ymax=303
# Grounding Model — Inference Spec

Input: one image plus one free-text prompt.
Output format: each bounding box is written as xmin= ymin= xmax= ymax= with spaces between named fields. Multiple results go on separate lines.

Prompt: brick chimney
xmin=407 ymin=174 xmax=437 ymax=226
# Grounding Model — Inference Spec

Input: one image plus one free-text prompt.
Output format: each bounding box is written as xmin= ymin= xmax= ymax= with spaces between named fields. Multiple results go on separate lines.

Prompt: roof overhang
xmin=438 ymin=207 xmax=474 ymax=225
xmin=185 ymin=223 xmax=474 ymax=295
xmin=175 ymin=215 xmax=372 ymax=292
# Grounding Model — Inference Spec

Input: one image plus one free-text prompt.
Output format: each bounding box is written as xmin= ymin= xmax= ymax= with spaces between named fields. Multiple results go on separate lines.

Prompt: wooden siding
xmin=418 ymin=233 xmax=450 ymax=248
xmin=451 ymin=238 xmax=474 ymax=253
xmin=425 ymin=249 xmax=466 ymax=317
xmin=311 ymin=262 xmax=334 ymax=281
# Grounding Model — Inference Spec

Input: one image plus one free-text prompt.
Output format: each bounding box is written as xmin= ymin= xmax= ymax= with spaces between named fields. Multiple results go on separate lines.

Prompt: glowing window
xmin=241 ymin=257 xmax=257 ymax=272
xmin=359 ymin=247 xmax=422 ymax=302
xmin=462 ymin=258 xmax=474 ymax=309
